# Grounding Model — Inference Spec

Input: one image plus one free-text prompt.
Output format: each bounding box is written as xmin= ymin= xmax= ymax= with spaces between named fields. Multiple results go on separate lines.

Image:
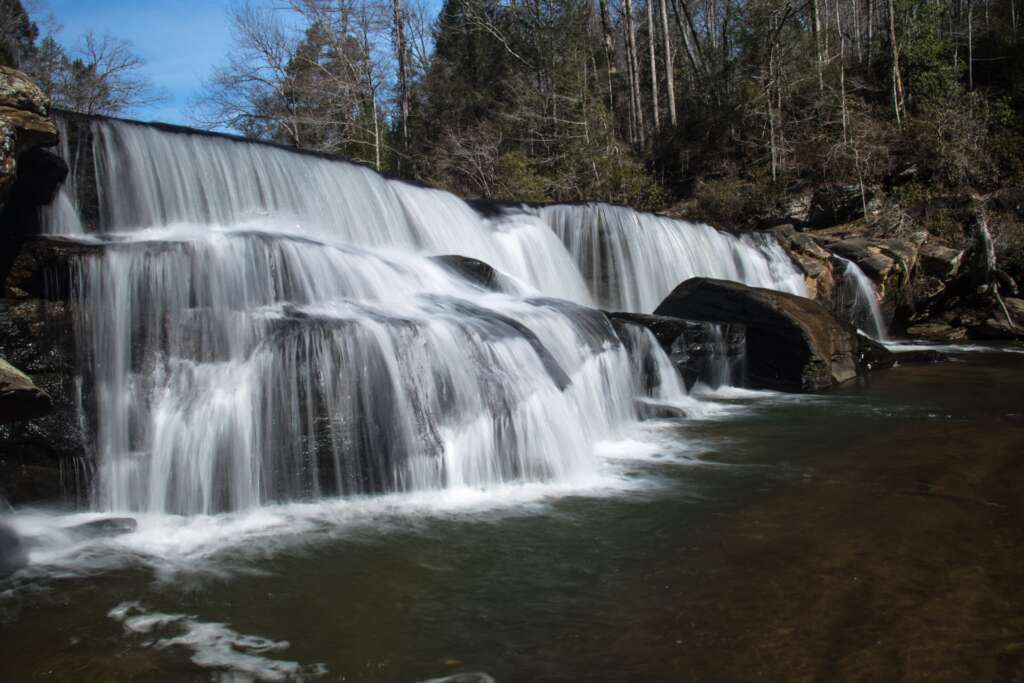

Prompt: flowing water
xmin=835 ymin=256 xmax=888 ymax=339
xmin=7 ymin=116 xmax=1021 ymax=681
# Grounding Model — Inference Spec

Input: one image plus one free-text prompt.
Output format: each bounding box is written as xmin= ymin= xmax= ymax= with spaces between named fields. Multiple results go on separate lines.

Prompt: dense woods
xmin=3 ymin=0 xmax=1023 ymax=217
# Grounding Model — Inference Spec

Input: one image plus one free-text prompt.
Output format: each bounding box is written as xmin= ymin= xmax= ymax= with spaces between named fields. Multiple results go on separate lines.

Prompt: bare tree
xmin=54 ymin=32 xmax=165 ymax=116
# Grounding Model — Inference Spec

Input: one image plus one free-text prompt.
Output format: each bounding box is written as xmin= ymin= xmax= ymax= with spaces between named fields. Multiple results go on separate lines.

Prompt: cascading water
xmin=52 ymin=117 xmax=703 ymax=515
xmin=835 ymin=256 xmax=888 ymax=340
xmin=539 ymin=203 xmax=807 ymax=312
xmin=38 ymin=114 xmax=812 ymax=516
xmin=40 ymin=116 xmax=84 ymax=235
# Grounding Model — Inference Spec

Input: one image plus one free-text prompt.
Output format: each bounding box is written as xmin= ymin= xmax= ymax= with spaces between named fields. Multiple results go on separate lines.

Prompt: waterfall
xmin=835 ymin=257 xmax=888 ymax=340
xmin=42 ymin=115 xmax=810 ymax=514
xmin=40 ymin=116 xmax=84 ymax=235
xmin=539 ymin=203 xmax=807 ymax=312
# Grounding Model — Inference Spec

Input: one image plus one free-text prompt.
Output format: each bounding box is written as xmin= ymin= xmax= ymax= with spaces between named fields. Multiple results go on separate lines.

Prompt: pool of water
xmin=2 ymin=350 xmax=1023 ymax=682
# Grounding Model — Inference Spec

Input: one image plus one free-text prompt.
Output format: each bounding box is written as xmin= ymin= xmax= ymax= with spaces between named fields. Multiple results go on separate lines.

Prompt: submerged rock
xmin=66 ymin=517 xmax=137 ymax=539
xmin=635 ymin=398 xmax=688 ymax=420
xmin=654 ymin=278 xmax=857 ymax=392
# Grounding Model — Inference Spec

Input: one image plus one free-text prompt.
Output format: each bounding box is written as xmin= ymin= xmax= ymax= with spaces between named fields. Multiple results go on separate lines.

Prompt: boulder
xmin=0 ymin=66 xmax=58 ymax=209
xmin=0 ymin=357 xmax=51 ymax=423
xmin=1004 ymin=298 xmax=1024 ymax=327
xmin=635 ymin=398 xmax=688 ymax=420
xmin=653 ymin=278 xmax=857 ymax=392
xmin=431 ymin=254 xmax=500 ymax=291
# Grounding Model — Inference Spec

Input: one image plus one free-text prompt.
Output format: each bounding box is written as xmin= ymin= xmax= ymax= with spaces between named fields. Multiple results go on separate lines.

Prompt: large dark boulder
xmin=653 ymin=278 xmax=858 ymax=392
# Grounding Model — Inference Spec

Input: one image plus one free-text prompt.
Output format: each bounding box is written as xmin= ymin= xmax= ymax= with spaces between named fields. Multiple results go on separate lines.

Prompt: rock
xmin=768 ymin=225 xmax=835 ymax=303
xmin=431 ymin=254 xmax=500 ymax=291
xmin=0 ymin=66 xmax=58 ymax=210
xmin=608 ymin=312 xmax=746 ymax=389
xmin=0 ymin=520 xmax=27 ymax=576
xmin=906 ymin=322 xmax=968 ymax=342
xmin=3 ymin=236 xmax=102 ymax=299
xmin=653 ymin=278 xmax=857 ymax=392
xmin=856 ymin=333 xmax=896 ymax=370
xmin=66 ymin=517 xmax=138 ymax=539
xmin=969 ymin=317 xmax=1022 ymax=340
xmin=0 ymin=357 xmax=51 ymax=423
xmin=635 ymin=398 xmax=688 ymax=420
xmin=1004 ymin=298 xmax=1024 ymax=327
xmin=808 ymin=184 xmax=871 ymax=228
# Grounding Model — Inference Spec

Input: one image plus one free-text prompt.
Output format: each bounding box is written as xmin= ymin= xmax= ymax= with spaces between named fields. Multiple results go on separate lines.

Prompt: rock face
xmin=0 ymin=238 xmax=90 ymax=506
xmin=653 ymin=278 xmax=858 ymax=392
xmin=768 ymin=225 xmax=835 ymax=303
xmin=0 ymin=358 xmax=51 ymax=424
xmin=0 ymin=66 xmax=59 ymax=210
xmin=808 ymin=184 xmax=873 ymax=228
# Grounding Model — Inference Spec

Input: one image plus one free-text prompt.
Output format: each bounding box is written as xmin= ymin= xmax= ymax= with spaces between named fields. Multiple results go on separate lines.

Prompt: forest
xmin=3 ymin=0 xmax=1023 ymax=221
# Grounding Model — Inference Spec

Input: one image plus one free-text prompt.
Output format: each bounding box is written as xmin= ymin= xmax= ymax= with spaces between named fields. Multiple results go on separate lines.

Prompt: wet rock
xmin=608 ymin=312 xmax=745 ymax=389
xmin=0 ymin=520 xmax=27 ymax=576
xmin=66 ymin=517 xmax=137 ymax=539
xmin=0 ymin=357 xmax=51 ymax=424
xmin=431 ymin=255 xmax=500 ymax=291
xmin=635 ymin=398 xmax=688 ymax=420
xmin=906 ymin=322 xmax=968 ymax=342
xmin=653 ymin=278 xmax=857 ymax=392
xmin=3 ymin=236 xmax=102 ymax=299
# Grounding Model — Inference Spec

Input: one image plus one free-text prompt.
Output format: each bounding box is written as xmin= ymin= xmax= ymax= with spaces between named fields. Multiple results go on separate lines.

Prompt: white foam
xmin=109 ymin=601 xmax=326 ymax=681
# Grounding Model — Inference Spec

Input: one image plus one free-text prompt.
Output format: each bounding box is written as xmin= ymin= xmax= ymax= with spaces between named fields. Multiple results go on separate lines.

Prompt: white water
xmin=541 ymin=202 xmax=806 ymax=312
xmin=7 ymin=117 xmax=811 ymax=557
xmin=835 ymin=256 xmax=888 ymax=339
xmin=40 ymin=115 xmax=84 ymax=235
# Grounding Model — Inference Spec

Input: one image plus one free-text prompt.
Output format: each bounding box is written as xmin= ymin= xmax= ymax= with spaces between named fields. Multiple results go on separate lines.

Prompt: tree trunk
xmin=392 ymin=0 xmax=410 ymax=159
xmin=888 ymin=0 xmax=904 ymax=126
xmin=967 ymin=0 xmax=974 ymax=91
xmin=659 ymin=0 xmax=677 ymax=126
xmin=647 ymin=0 xmax=660 ymax=130
xmin=624 ymin=0 xmax=646 ymax=147
xmin=598 ymin=0 xmax=617 ymax=110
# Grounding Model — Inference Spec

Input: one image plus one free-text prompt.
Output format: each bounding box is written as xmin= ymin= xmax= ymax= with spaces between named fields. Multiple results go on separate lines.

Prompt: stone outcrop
xmin=1 ymin=66 xmax=59 ymax=211
xmin=767 ymin=224 xmax=835 ymax=303
xmin=653 ymin=278 xmax=858 ymax=392
xmin=0 ymin=357 xmax=51 ymax=423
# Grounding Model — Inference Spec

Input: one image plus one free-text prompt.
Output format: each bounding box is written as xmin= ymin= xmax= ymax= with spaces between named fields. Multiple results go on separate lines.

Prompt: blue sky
xmin=37 ymin=0 xmax=237 ymax=125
